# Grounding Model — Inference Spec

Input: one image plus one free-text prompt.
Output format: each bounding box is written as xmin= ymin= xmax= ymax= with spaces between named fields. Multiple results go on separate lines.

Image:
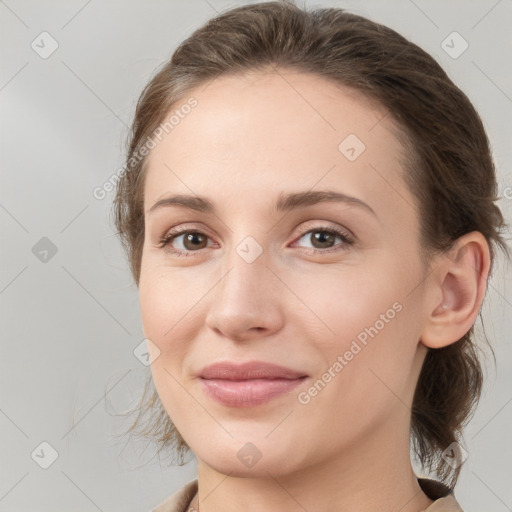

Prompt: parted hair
xmin=112 ymin=0 xmax=510 ymax=489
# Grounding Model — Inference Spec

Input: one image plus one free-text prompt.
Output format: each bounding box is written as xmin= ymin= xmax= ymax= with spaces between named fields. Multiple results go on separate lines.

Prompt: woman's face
xmin=139 ymin=69 xmax=432 ymax=477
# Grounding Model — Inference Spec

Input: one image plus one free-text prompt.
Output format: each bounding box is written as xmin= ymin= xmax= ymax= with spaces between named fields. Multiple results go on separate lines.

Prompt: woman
xmin=113 ymin=1 xmax=509 ymax=511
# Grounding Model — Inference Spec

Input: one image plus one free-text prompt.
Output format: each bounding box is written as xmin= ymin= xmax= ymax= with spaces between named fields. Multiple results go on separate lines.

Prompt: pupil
xmin=313 ymin=231 xmax=333 ymax=248
xmin=185 ymin=232 xmax=206 ymax=249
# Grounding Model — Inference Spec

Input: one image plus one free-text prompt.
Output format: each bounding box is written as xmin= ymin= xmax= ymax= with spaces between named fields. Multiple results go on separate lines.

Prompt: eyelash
xmin=157 ymin=225 xmax=355 ymax=258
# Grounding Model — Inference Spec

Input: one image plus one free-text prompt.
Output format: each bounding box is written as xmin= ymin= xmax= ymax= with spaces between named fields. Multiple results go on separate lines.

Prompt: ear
xmin=420 ymin=231 xmax=491 ymax=349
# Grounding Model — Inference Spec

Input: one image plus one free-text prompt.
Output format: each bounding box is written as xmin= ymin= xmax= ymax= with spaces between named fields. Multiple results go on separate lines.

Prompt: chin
xmin=200 ymin=452 xmax=288 ymax=478
xmin=192 ymin=435 xmax=308 ymax=479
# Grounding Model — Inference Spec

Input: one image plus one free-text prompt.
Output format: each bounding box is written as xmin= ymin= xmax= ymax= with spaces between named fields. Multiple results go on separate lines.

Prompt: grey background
xmin=1 ymin=0 xmax=511 ymax=510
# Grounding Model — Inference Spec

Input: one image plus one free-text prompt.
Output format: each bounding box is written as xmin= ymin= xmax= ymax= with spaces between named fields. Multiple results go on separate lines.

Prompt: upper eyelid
xmin=160 ymin=223 xmax=353 ymax=249
xmin=294 ymin=222 xmax=352 ymax=237
xmin=161 ymin=220 xmax=351 ymax=238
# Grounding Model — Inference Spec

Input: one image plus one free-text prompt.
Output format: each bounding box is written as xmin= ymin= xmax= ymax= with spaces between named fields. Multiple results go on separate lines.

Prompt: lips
xmin=200 ymin=361 xmax=307 ymax=380
xmin=198 ymin=361 xmax=308 ymax=407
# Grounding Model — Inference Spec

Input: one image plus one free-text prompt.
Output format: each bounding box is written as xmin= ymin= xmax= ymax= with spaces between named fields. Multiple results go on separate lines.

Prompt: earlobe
xmin=420 ymin=232 xmax=491 ymax=349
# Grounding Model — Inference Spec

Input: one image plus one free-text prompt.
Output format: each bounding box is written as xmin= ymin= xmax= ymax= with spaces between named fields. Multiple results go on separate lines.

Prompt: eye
xmin=292 ymin=226 xmax=354 ymax=253
xmin=157 ymin=225 xmax=354 ymax=257
xmin=158 ymin=228 xmax=214 ymax=257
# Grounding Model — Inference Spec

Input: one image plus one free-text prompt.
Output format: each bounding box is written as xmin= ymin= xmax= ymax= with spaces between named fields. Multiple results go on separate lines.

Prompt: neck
xmin=191 ymin=409 xmax=434 ymax=512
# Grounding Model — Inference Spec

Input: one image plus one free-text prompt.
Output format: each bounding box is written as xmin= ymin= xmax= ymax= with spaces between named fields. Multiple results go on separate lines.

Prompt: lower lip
xmin=199 ymin=377 xmax=306 ymax=407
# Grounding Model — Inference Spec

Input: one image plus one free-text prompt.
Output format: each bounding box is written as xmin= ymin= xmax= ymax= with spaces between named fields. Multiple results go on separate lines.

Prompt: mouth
xmin=198 ymin=360 xmax=308 ymax=407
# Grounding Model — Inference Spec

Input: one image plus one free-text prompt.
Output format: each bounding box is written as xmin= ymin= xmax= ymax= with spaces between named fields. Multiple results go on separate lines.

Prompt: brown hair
xmin=112 ymin=0 xmax=510 ymax=489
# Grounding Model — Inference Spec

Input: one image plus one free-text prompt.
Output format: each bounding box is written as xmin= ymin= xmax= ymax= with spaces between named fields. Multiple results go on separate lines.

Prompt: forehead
xmin=143 ymin=69 xmax=416 ymax=226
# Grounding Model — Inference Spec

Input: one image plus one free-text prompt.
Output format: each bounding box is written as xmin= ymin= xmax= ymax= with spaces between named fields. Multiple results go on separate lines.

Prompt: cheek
xmin=138 ymin=269 xmax=199 ymax=421
xmin=292 ymin=266 xmax=418 ymax=397
xmin=138 ymin=263 xmax=216 ymax=413
xmin=298 ymin=311 xmax=417 ymax=448
xmin=139 ymin=265 xmax=202 ymax=341
xmin=289 ymin=266 xmax=399 ymax=342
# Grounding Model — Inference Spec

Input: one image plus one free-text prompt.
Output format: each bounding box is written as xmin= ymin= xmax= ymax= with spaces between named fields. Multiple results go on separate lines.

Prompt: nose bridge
xmin=216 ymin=244 xmax=270 ymax=310
xmin=205 ymin=238 xmax=284 ymax=338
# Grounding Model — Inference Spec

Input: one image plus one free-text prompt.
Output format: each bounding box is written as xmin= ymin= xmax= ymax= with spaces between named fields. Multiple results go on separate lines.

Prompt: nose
xmin=204 ymin=253 xmax=285 ymax=342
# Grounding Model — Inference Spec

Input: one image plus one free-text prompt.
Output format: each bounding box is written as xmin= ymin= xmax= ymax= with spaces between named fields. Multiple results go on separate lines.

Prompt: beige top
xmin=151 ymin=476 xmax=463 ymax=511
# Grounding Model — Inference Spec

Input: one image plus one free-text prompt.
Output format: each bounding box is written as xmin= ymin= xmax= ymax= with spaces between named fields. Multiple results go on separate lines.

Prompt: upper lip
xmin=200 ymin=361 xmax=307 ymax=380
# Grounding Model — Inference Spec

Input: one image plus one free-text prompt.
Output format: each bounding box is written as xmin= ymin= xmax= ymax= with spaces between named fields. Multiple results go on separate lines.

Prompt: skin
xmin=139 ymin=68 xmax=490 ymax=512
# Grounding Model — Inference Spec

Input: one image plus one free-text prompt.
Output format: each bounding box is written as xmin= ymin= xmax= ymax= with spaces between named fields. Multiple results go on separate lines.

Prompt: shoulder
xmin=418 ymin=477 xmax=464 ymax=511
xmin=151 ymin=479 xmax=198 ymax=512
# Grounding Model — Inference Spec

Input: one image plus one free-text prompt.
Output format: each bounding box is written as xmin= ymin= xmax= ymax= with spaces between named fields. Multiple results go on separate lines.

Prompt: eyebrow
xmin=148 ymin=190 xmax=376 ymax=217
